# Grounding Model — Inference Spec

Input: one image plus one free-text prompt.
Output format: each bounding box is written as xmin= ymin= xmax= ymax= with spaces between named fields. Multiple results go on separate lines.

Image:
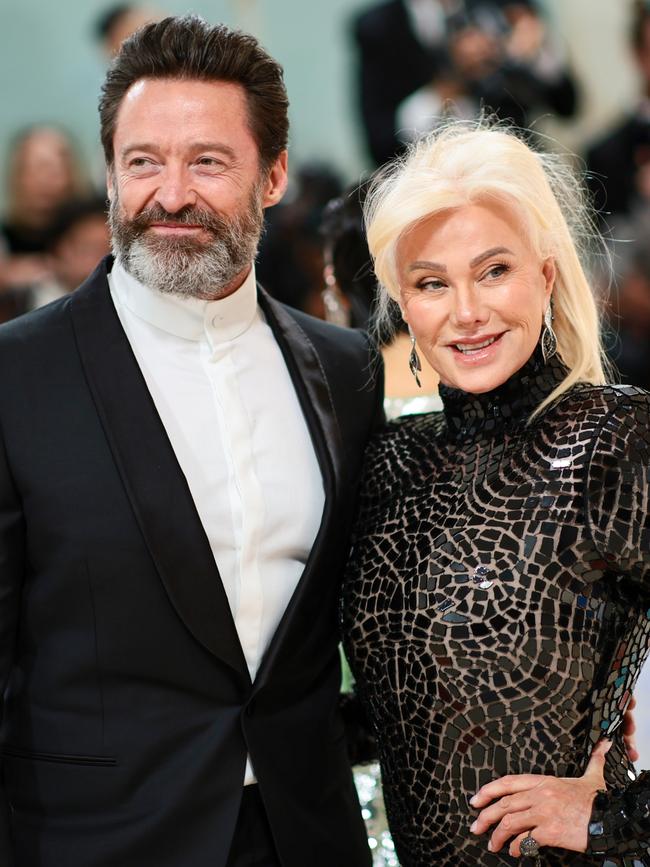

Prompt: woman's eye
xmin=484 ymin=263 xmax=510 ymax=279
xmin=419 ymin=279 xmax=446 ymax=292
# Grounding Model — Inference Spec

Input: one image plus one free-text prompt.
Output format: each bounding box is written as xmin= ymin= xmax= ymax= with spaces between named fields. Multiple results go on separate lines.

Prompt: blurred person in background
xmin=320 ymin=180 xmax=441 ymax=419
xmin=0 ymin=125 xmax=89 ymax=318
xmin=26 ymin=197 xmax=110 ymax=311
xmin=95 ymin=3 xmax=162 ymax=58
xmin=256 ymin=163 xmax=343 ymax=317
xmin=587 ymin=0 xmax=650 ymax=223
xmin=354 ymin=0 xmax=578 ymax=167
xmin=604 ymin=241 xmax=650 ymax=391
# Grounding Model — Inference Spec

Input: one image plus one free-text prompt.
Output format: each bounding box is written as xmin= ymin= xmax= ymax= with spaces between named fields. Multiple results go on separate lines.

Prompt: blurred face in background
xmin=8 ymin=128 xmax=81 ymax=226
xmin=51 ymin=214 xmax=111 ymax=291
xmin=636 ymin=17 xmax=650 ymax=91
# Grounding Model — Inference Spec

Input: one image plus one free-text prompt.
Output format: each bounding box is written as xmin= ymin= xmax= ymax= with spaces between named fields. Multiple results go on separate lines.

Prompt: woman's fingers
xmin=470 ymin=792 xmax=532 ymax=836
xmin=487 ymin=807 xmax=537 ymax=853
xmin=470 ymin=774 xmax=545 ymax=808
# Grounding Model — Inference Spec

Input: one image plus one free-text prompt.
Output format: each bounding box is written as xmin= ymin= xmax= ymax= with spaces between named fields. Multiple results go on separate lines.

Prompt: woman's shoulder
xmin=542 ymin=383 xmax=650 ymax=466
xmin=547 ymin=382 xmax=650 ymax=428
xmin=358 ymin=411 xmax=446 ymax=503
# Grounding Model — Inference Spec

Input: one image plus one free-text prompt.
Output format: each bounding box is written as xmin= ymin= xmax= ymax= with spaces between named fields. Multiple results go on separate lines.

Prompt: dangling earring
xmin=408 ymin=326 xmax=422 ymax=388
xmin=541 ymin=300 xmax=557 ymax=363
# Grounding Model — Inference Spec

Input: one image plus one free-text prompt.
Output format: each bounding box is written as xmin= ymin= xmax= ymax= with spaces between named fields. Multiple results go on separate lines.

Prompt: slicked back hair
xmin=99 ymin=15 xmax=289 ymax=172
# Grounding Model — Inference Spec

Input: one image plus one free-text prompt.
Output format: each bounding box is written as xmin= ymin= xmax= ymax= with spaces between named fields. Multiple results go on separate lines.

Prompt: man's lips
xmin=148 ymin=222 xmax=204 ymax=233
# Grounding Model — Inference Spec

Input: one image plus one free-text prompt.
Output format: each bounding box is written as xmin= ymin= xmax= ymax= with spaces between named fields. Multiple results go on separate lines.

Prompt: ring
xmin=520 ymin=833 xmax=540 ymax=857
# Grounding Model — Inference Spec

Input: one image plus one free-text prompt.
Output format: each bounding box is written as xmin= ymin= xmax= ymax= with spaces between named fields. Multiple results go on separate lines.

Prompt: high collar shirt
xmin=108 ymin=260 xmax=325 ymax=784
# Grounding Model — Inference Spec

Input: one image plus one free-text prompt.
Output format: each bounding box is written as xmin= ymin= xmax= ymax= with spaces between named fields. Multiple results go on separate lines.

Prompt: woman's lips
xmin=448 ymin=332 xmax=506 ymax=364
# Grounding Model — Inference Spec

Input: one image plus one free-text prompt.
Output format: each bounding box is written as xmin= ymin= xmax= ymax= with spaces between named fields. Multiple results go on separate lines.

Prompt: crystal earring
xmin=541 ymin=301 xmax=557 ymax=363
xmin=408 ymin=327 xmax=422 ymax=388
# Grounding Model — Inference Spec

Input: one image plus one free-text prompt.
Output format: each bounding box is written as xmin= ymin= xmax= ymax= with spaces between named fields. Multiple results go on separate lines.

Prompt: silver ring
xmin=520 ymin=833 xmax=540 ymax=857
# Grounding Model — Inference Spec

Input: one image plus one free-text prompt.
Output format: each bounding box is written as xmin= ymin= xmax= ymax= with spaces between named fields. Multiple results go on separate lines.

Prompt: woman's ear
xmin=542 ymin=257 xmax=556 ymax=304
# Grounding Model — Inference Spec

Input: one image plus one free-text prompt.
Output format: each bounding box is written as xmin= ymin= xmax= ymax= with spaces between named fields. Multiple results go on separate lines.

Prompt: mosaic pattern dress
xmin=342 ymin=349 xmax=650 ymax=866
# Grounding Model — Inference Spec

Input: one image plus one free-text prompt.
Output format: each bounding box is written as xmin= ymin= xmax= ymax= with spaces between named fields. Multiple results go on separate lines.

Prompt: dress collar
xmin=439 ymin=345 xmax=569 ymax=441
xmin=109 ymin=259 xmax=258 ymax=343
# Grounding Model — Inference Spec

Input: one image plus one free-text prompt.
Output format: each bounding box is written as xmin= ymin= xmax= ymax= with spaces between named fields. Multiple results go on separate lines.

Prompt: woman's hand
xmin=623 ymin=695 xmax=639 ymax=763
xmin=469 ymin=739 xmax=611 ymax=857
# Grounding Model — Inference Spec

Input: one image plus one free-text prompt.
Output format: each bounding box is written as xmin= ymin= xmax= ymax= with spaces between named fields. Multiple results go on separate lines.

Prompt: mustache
xmin=127 ymin=205 xmax=231 ymax=235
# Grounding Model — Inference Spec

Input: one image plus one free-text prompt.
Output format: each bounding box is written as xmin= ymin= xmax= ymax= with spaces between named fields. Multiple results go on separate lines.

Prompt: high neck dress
xmin=342 ymin=349 xmax=650 ymax=866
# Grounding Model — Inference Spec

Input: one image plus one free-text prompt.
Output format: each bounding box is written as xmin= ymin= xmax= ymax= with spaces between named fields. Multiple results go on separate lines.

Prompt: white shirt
xmin=109 ymin=260 xmax=325 ymax=784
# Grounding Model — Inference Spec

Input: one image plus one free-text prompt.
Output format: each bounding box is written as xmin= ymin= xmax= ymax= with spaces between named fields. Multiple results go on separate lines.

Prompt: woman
xmin=341 ymin=122 xmax=650 ymax=866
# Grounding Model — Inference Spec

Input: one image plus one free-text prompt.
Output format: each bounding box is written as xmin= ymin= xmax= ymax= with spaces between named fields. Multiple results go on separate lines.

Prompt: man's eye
xmin=129 ymin=158 xmax=150 ymax=168
xmin=197 ymin=157 xmax=224 ymax=168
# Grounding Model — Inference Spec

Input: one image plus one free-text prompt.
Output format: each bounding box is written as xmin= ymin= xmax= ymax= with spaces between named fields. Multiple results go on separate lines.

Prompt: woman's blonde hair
xmin=365 ymin=120 xmax=610 ymax=414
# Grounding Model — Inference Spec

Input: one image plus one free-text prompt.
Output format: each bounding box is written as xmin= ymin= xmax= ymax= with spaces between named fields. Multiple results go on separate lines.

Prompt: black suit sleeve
xmin=0 ymin=424 xmax=24 ymax=866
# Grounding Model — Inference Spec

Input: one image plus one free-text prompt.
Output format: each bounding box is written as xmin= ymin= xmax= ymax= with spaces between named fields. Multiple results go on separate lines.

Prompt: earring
xmin=408 ymin=327 xmax=422 ymax=388
xmin=541 ymin=301 xmax=557 ymax=363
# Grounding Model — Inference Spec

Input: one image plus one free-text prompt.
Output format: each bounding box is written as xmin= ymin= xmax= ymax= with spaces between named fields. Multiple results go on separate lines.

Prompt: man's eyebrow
xmin=119 ymin=142 xmax=237 ymax=160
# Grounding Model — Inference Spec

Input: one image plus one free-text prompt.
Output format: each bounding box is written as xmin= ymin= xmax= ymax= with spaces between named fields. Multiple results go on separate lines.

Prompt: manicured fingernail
xmin=470 ymin=821 xmax=478 ymax=833
xmin=469 ymin=795 xmax=478 ymax=805
xmin=487 ymin=841 xmax=493 ymax=852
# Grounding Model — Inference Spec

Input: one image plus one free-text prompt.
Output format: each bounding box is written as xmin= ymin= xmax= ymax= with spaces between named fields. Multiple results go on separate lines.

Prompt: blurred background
xmin=1 ymin=1 xmax=650 ymax=857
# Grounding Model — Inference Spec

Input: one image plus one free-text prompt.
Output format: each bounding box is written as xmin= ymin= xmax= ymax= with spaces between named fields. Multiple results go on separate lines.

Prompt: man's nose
xmin=153 ymin=167 xmax=197 ymax=214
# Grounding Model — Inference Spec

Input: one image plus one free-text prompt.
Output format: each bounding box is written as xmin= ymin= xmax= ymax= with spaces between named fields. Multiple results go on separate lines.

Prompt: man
xmin=587 ymin=2 xmax=650 ymax=221
xmin=0 ymin=16 xmax=382 ymax=867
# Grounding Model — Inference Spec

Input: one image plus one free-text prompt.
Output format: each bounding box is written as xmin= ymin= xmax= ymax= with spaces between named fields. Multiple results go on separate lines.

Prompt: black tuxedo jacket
xmin=586 ymin=113 xmax=650 ymax=220
xmin=0 ymin=257 xmax=383 ymax=867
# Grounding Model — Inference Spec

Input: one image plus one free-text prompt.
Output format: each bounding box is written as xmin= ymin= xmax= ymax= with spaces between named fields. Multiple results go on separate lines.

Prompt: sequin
xmin=342 ymin=348 xmax=650 ymax=866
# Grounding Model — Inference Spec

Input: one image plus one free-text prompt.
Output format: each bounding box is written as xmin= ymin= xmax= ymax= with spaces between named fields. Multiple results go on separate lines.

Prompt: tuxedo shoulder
xmin=0 ymin=293 xmax=73 ymax=355
xmin=283 ymin=305 xmax=371 ymax=351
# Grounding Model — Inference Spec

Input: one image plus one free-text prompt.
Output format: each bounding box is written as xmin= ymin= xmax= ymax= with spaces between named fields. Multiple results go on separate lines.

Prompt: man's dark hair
xmin=99 ymin=15 xmax=289 ymax=172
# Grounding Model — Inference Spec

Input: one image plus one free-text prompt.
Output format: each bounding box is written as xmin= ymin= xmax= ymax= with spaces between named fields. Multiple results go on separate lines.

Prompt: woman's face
xmin=396 ymin=201 xmax=555 ymax=394
xmin=12 ymin=129 xmax=77 ymax=217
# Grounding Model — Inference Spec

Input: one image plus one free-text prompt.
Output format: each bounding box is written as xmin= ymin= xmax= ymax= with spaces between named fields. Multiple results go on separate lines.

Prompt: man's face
xmin=107 ymin=77 xmax=287 ymax=299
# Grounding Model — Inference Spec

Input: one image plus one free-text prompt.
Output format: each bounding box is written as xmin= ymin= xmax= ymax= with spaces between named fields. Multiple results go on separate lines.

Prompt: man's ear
xmin=261 ymin=150 xmax=288 ymax=209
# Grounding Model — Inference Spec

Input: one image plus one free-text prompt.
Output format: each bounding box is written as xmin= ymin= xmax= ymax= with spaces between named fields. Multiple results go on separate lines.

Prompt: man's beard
xmin=108 ymin=183 xmax=265 ymax=300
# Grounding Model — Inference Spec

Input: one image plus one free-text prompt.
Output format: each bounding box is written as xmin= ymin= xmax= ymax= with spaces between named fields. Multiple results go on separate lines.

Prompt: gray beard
xmin=108 ymin=186 xmax=264 ymax=300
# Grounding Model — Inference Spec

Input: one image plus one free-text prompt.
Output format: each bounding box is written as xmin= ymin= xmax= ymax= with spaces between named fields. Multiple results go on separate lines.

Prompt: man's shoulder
xmin=0 ymin=293 xmax=73 ymax=352
xmin=0 ymin=259 xmax=109 ymax=361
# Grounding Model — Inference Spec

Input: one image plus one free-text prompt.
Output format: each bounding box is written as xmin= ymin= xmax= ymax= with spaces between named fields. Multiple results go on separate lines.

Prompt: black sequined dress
xmin=341 ymin=349 xmax=650 ymax=866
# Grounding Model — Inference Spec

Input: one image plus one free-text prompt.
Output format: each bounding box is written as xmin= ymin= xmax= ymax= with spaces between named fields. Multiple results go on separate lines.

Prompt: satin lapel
xmin=253 ymin=289 xmax=343 ymax=687
xmin=69 ymin=260 xmax=250 ymax=682
xmin=257 ymin=289 xmax=344 ymax=496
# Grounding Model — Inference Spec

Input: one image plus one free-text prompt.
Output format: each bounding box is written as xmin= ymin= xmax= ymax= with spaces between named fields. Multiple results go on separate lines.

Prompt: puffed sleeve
xmin=587 ymin=387 xmax=650 ymax=582
xmin=585 ymin=387 xmax=650 ymax=858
